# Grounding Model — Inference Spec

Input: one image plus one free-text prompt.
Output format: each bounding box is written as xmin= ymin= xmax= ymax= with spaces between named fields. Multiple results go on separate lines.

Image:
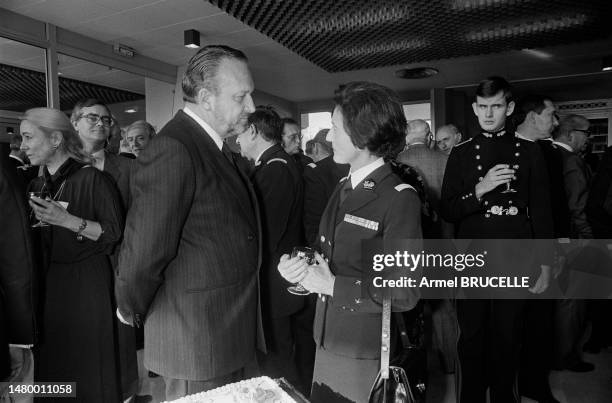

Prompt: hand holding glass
xmin=501 ymin=164 xmax=518 ymax=193
xmin=287 ymin=246 xmax=315 ymax=296
xmin=29 ymin=192 xmax=50 ymax=227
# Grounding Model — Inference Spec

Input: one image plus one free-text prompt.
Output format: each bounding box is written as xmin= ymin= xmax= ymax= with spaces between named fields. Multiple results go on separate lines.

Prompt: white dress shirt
xmin=349 ymin=157 xmax=385 ymax=189
xmin=183 ymin=105 xmax=224 ymax=151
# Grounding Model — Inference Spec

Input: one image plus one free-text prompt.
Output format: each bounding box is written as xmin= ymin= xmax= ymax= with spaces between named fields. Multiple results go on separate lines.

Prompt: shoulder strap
xmin=380 ymin=296 xmax=392 ymax=379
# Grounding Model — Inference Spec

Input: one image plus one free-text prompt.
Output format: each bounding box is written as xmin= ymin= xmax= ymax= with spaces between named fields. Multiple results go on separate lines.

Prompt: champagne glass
xmin=501 ymin=164 xmax=519 ymax=193
xmin=29 ymin=191 xmax=50 ymax=227
xmin=287 ymin=246 xmax=315 ymax=296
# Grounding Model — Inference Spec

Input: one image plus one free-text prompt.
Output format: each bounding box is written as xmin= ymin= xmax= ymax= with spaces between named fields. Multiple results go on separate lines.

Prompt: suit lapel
xmin=177 ymin=111 xmax=257 ymax=230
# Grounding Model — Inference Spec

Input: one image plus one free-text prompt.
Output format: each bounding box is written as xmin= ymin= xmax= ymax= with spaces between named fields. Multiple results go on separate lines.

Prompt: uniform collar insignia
xmin=363 ymin=179 xmax=375 ymax=190
xmin=482 ymin=128 xmax=506 ymax=138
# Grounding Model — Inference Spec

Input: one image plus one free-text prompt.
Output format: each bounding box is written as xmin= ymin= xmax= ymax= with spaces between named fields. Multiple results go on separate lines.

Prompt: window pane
xmin=0 ymin=37 xmax=47 ymax=143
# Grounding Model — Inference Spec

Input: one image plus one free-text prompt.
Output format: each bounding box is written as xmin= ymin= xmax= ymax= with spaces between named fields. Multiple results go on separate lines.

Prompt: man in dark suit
xmin=398 ymin=119 xmax=451 ymax=238
xmin=281 ymin=117 xmax=314 ymax=174
xmin=0 ymin=148 xmax=37 ymax=394
xmin=116 ymin=45 xmax=264 ymax=400
xmin=514 ymin=94 xmax=563 ymax=403
xmin=552 ymin=114 xmax=595 ymax=373
xmin=236 ymin=106 xmax=311 ymax=393
xmin=441 ymin=77 xmax=554 ymax=403
xmin=7 ymin=132 xmax=38 ymax=187
xmin=397 ymin=119 xmax=456 ymax=375
xmin=553 ymin=115 xmax=593 ymax=239
xmin=303 ymin=129 xmax=349 ymax=247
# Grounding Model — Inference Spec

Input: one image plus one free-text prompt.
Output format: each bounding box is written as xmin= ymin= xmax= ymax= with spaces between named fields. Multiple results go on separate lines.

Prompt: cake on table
xmin=163 ymin=376 xmax=298 ymax=403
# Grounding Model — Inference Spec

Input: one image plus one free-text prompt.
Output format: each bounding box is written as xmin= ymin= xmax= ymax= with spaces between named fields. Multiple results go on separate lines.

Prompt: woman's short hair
xmin=333 ymin=81 xmax=406 ymax=158
xmin=247 ymin=106 xmax=283 ymax=143
xmin=126 ymin=120 xmax=156 ymax=139
xmin=22 ymin=107 xmax=92 ymax=164
xmin=70 ymin=98 xmax=112 ymax=123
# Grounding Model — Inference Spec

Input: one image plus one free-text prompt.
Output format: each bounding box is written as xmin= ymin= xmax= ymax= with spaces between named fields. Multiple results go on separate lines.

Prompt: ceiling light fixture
xmin=603 ymin=56 xmax=612 ymax=71
xmin=125 ymin=107 xmax=138 ymax=114
xmin=521 ymin=48 xmax=553 ymax=59
xmin=184 ymin=29 xmax=200 ymax=49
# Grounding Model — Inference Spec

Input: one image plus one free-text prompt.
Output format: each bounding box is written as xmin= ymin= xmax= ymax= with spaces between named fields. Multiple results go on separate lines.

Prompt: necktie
xmin=339 ymin=178 xmax=352 ymax=205
xmin=221 ymin=143 xmax=235 ymax=166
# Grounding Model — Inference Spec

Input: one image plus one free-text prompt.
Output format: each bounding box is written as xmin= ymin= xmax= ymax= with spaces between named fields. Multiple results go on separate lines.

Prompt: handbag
xmin=368 ymin=298 xmax=427 ymax=403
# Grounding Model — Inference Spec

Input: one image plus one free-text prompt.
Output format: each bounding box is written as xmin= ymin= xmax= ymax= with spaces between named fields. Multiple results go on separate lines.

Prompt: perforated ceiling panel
xmin=208 ymin=0 xmax=612 ymax=72
xmin=0 ymin=64 xmax=144 ymax=112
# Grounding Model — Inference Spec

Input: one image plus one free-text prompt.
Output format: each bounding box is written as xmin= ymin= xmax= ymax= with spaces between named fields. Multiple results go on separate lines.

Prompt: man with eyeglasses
xmin=552 ymin=114 xmax=593 ymax=239
xmin=552 ymin=114 xmax=595 ymax=375
xmin=71 ymin=99 xmax=133 ymax=210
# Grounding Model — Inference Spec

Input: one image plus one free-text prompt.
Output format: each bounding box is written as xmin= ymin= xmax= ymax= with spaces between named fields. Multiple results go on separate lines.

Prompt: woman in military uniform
xmin=278 ymin=81 xmax=422 ymax=403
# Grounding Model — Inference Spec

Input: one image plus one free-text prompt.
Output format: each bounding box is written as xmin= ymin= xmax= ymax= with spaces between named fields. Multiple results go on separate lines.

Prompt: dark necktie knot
xmin=222 ymin=143 xmax=234 ymax=163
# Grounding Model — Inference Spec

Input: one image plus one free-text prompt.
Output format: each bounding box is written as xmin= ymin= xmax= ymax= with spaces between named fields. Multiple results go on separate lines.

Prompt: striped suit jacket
xmin=116 ymin=110 xmax=264 ymax=380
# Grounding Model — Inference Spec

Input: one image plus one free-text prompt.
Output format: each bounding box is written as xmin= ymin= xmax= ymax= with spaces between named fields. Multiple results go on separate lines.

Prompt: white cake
xmin=163 ymin=376 xmax=297 ymax=403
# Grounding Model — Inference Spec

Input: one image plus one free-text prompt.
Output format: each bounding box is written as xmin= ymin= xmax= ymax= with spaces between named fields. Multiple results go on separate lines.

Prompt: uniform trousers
xmin=258 ymin=300 xmax=316 ymax=396
xmin=456 ymin=299 xmax=525 ymax=403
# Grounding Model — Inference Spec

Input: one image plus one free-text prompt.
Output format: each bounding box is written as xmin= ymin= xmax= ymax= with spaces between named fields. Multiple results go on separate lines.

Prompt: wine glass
xmin=501 ymin=164 xmax=519 ymax=193
xmin=287 ymin=246 xmax=315 ymax=296
xmin=29 ymin=191 xmax=50 ymax=227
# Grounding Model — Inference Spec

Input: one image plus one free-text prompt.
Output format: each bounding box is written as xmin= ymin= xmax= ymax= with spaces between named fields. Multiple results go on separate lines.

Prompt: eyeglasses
xmin=79 ymin=113 xmax=114 ymax=127
xmin=573 ymin=128 xmax=591 ymax=136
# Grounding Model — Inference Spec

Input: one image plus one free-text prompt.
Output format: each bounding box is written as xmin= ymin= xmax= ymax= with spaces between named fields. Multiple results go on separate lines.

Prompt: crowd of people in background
xmin=1 ymin=44 xmax=612 ymax=403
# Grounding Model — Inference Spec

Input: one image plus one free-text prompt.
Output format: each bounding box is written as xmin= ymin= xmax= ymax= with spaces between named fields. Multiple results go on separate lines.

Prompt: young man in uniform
xmin=441 ymin=76 xmax=554 ymax=403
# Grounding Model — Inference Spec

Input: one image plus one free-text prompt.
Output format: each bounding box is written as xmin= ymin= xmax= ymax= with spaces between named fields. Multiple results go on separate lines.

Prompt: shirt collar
xmin=91 ymin=149 xmax=105 ymax=171
xmin=349 ymin=157 xmax=385 ymax=189
xmin=255 ymin=143 xmax=275 ymax=166
xmin=184 ymin=105 xmax=224 ymax=151
xmin=553 ymin=141 xmax=573 ymax=152
xmin=514 ymin=132 xmax=535 ymax=142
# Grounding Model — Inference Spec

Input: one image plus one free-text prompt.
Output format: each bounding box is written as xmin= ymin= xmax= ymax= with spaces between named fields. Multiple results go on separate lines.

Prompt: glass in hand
xmin=287 ymin=246 xmax=315 ymax=296
xmin=29 ymin=191 xmax=50 ymax=227
xmin=501 ymin=164 xmax=518 ymax=193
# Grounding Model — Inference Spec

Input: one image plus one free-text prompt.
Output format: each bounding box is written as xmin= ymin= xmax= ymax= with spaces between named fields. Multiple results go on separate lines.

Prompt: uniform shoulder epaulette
xmin=395 ymin=183 xmax=416 ymax=192
xmin=266 ymin=158 xmax=287 ymax=165
xmin=307 ymin=162 xmax=317 ymax=169
xmin=454 ymin=137 xmax=473 ymax=147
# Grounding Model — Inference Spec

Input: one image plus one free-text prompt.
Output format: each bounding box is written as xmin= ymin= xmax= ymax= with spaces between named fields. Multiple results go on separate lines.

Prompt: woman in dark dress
xmin=20 ymin=108 xmax=124 ymax=402
xmin=278 ymin=82 xmax=422 ymax=402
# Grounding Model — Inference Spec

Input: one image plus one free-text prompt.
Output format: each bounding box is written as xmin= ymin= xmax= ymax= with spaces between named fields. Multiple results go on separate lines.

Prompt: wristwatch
xmin=76 ymin=218 xmax=87 ymax=241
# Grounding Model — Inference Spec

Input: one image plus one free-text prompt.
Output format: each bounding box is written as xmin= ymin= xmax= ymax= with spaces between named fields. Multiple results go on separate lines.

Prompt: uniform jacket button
xmin=247 ymin=234 xmax=255 ymax=241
